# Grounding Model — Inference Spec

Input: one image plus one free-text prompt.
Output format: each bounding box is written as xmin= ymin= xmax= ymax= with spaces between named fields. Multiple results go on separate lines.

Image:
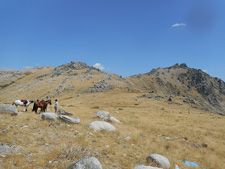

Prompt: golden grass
xmin=1 ymin=91 xmax=225 ymax=169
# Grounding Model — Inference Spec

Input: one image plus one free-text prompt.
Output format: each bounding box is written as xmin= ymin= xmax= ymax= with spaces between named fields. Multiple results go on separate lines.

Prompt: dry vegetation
xmin=1 ymin=90 xmax=225 ymax=169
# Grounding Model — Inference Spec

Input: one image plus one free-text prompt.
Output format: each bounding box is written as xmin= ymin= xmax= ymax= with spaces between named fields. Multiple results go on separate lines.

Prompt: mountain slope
xmin=1 ymin=61 xmax=225 ymax=115
xmin=126 ymin=63 xmax=225 ymax=115
xmin=0 ymin=61 xmax=133 ymax=103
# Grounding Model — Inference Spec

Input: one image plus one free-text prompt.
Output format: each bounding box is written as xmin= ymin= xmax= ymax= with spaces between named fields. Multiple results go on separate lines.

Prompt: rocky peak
xmin=168 ymin=63 xmax=188 ymax=69
xmin=56 ymin=61 xmax=90 ymax=71
xmin=128 ymin=63 xmax=225 ymax=115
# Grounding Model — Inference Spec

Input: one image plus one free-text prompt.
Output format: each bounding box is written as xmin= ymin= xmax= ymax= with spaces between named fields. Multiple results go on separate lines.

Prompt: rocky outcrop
xmin=86 ymin=80 xmax=112 ymax=93
xmin=56 ymin=61 xmax=90 ymax=71
xmin=127 ymin=63 xmax=225 ymax=115
xmin=178 ymin=68 xmax=225 ymax=114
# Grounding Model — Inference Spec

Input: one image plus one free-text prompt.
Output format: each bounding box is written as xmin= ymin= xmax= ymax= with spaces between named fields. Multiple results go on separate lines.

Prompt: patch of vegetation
xmin=91 ymin=106 xmax=100 ymax=109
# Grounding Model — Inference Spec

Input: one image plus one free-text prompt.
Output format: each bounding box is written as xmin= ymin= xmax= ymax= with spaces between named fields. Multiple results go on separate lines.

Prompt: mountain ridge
xmin=0 ymin=61 xmax=224 ymax=115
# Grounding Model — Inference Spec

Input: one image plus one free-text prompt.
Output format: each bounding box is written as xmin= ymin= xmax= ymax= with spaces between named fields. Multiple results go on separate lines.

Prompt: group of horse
xmin=12 ymin=99 xmax=52 ymax=113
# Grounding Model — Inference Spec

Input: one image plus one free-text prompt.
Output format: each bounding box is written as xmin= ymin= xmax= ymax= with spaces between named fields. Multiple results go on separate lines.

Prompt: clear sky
xmin=1 ymin=0 xmax=225 ymax=80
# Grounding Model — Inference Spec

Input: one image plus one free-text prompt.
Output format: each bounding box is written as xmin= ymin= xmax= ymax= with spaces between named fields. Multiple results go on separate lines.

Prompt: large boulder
xmin=67 ymin=157 xmax=102 ymax=169
xmin=89 ymin=121 xmax=116 ymax=131
xmin=146 ymin=154 xmax=170 ymax=169
xmin=134 ymin=166 xmax=162 ymax=169
xmin=0 ymin=105 xmax=18 ymax=115
xmin=94 ymin=111 xmax=110 ymax=119
xmin=40 ymin=113 xmax=58 ymax=120
xmin=59 ymin=115 xmax=80 ymax=124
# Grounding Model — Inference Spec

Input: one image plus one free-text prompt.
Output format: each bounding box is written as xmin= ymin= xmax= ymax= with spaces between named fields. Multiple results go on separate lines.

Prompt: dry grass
xmin=1 ymin=91 xmax=225 ymax=169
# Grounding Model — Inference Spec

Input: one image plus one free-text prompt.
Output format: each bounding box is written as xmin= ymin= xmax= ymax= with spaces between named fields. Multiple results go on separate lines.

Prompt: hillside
xmin=0 ymin=61 xmax=225 ymax=169
xmin=1 ymin=62 xmax=225 ymax=116
xmin=126 ymin=63 xmax=225 ymax=116
xmin=0 ymin=61 xmax=133 ymax=104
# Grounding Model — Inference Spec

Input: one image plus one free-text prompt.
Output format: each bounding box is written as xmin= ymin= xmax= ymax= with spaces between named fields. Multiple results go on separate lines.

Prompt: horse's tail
xmin=32 ymin=103 xmax=36 ymax=111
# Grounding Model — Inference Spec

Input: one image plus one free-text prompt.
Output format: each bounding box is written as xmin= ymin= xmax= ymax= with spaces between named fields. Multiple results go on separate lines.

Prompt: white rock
xmin=40 ymin=113 xmax=58 ymax=120
xmin=125 ymin=136 xmax=131 ymax=141
xmin=89 ymin=121 xmax=116 ymax=131
xmin=57 ymin=109 xmax=73 ymax=115
xmin=146 ymin=154 xmax=170 ymax=169
xmin=0 ymin=105 xmax=18 ymax=115
xmin=175 ymin=164 xmax=179 ymax=169
xmin=67 ymin=157 xmax=102 ymax=169
xmin=0 ymin=144 xmax=14 ymax=154
xmin=107 ymin=116 xmax=121 ymax=123
xmin=59 ymin=115 xmax=80 ymax=124
xmin=94 ymin=111 xmax=110 ymax=119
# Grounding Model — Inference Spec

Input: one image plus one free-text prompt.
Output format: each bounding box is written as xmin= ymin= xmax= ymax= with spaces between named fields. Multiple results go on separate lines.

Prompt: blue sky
xmin=1 ymin=0 xmax=225 ymax=80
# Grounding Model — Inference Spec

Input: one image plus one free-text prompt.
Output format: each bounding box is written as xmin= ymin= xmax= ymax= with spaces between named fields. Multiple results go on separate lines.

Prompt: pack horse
xmin=32 ymin=100 xmax=52 ymax=113
xmin=12 ymin=100 xmax=34 ymax=112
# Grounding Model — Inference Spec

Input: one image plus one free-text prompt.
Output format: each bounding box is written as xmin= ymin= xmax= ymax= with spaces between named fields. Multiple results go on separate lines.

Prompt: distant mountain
xmin=0 ymin=61 xmax=224 ymax=115
xmin=0 ymin=61 xmax=133 ymax=102
xmin=126 ymin=63 xmax=225 ymax=115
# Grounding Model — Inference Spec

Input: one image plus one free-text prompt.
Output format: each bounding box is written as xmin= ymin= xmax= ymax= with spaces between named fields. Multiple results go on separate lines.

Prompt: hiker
xmin=54 ymin=99 xmax=58 ymax=113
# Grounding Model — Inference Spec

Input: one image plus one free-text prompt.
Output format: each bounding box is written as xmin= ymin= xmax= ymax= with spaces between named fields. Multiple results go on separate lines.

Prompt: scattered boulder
xmin=89 ymin=121 xmax=116 ymax=131
xmin=134 ymin=166 xmax=162 ymax=169
xmin=94 ymin=111 xmax=110 ymax=119
xmin=40 ymin=113 xmax=58 ymax=120
xmin=175 ymin=164 xmax=180 ymax=169
xmin=67 ymin=157 xmax=102 ymax=169
xmin=125 ymin=136 xmax=131 ymax=141
xmin=57 ymin=109 xmax=73 ymax=115
xmin=0 ymin=105 xmax=18 ymax=115
xmin=59 ymin=115 xmax=80 ymax=124
xmin=146 ymin=154 xmax=170 ymax=169
xmin=0 ymin=143 xmax=15 ymax=154
xmin=107 ymin=116 xmax=121 ymax=123
xmin=183 ymin=97 xmax=197 ymax=105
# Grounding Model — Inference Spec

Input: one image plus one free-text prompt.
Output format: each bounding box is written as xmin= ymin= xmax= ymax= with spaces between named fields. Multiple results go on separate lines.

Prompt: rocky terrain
xmin=0 ymin=61 xmax=133 ymax=103
xmin=0 ymin=61 xmax=225 ymax=115
xmin=1 ymin=61 xmax=225 ymax=169
xmin=127 ymin=63 xmax=225 ymax=115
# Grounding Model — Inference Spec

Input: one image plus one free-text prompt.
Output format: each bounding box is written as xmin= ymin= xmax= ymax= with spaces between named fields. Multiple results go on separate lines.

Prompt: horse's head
xmin=48 ymin=100 xmax=52 ymax=105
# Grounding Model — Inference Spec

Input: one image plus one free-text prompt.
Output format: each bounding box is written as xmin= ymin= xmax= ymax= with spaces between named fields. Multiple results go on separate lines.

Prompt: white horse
xmin=12 ymin=100 xmax=34 ymax=112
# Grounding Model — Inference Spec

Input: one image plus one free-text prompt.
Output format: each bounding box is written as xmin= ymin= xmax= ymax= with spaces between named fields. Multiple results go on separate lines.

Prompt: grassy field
xmin=1 ymin=91 xmax=225 ymax=169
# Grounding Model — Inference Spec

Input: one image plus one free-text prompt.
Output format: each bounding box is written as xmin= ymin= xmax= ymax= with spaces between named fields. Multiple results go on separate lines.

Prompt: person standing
xmin=54 ymin=99 xmax=58 ymax=113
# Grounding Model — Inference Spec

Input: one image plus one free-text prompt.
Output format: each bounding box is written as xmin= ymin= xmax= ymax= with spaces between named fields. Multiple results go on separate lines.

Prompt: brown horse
xmin=32 ymin=100 xmax=52 ymax=113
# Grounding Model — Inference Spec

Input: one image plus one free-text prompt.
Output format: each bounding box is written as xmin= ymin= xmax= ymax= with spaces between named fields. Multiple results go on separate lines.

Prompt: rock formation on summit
xmin=127 ymin=63 xmax=225 ymax=115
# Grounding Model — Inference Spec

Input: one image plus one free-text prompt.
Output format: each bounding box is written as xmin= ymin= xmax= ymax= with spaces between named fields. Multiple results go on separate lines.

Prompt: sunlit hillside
xmin=0 ymin=62 xmax=225 ymax=169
